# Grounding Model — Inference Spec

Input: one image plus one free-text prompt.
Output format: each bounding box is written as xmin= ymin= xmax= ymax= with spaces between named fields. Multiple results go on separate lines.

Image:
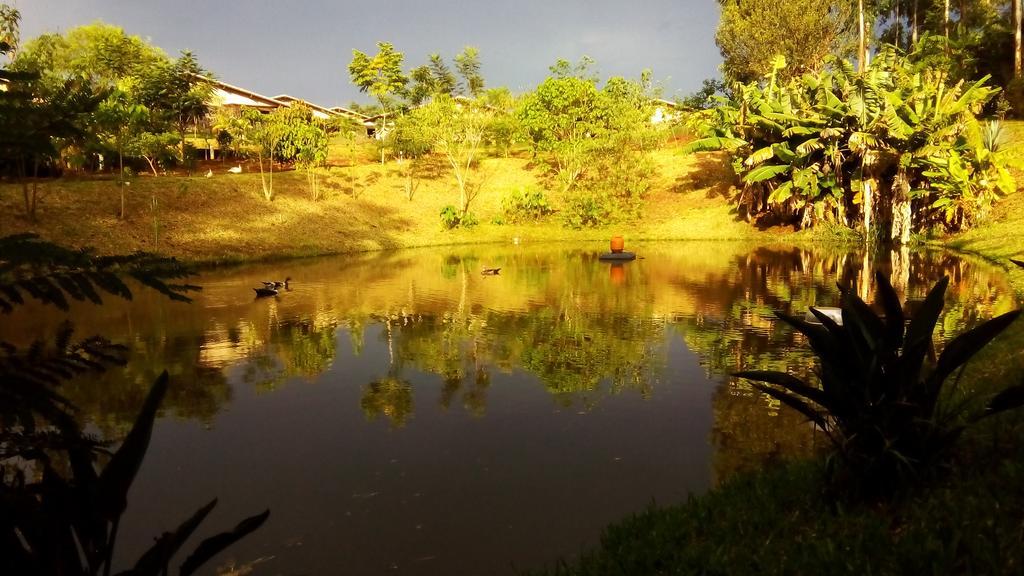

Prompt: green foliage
xmin=531 ymin=452 xmax=1024 ymax=576
xmin=736 ymin=272 xmax=1024 ymax=498
xmin=562 ymin=193 xmax=613 ymax=229
xmin=454 ymin=45 xmax=484 ymax=97
xmin=348 ymin=41 xmax=407 ymax=142
xmin=0 ymin=3 xmax=19 ymax=57
xmin=680 ymin=77 xmax=728 ymax=110
xmin=0 ymin=234 xmax=266 ymax=575
xmin=715 ymin=0 xmax=855 ymax=83
xmin=520 ymin=60 xmax=656 ymax=227
xmin=403 ymin=94 xmax=493 ymax=213
xmin=7 ymin=23 xmax=209 ymax=176
xmin=407 ymin=52 xmax=457 ymax=105
xmin=0 ymin=64 xmax=105 ymax=219
xmin=501 ymin=186 xmax=554 ymax=223
xmin=687 ymin=47 xmax=1013 ymax=240
xmin=439 ymin=204 xmax=477 ymax=229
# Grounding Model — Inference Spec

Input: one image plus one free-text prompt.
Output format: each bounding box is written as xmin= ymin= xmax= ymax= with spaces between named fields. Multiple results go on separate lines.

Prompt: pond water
xmin=3 ymin=242 xmax=1018 ymax=575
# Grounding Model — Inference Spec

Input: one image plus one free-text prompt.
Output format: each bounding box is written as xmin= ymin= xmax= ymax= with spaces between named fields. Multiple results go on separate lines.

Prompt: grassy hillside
xmin=0 ymin=136 xmax=796 ymax=264
xmin=937 ymin=119 xmax=1024 ymax=289
xmin=1 ymin=122 xmax=1022 ymax=267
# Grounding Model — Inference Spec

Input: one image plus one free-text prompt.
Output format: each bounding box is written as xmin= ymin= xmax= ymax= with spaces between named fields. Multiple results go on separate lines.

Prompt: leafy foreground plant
xmin=736 ymin=271 xmax=1024 ymax=498
xmin=0 ymin=234 xmax=268 ymax=575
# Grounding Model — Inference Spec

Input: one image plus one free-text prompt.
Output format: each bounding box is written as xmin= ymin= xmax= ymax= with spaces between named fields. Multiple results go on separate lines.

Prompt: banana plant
xmin=683 ymin=46 xmax=1012 ymax=242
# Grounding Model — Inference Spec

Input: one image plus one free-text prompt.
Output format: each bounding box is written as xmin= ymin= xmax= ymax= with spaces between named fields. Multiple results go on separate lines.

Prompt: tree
xmin=519 ymin=68 xmax=604 ymax=192
xmin=9 ymin=22 xmax=191 ymax=178
xmin=1015 ymin=0 xmax=1022 ymax=78
xmin=685 ymin=48 xmax=1013 ymax=242
xmin=454 ymin=46 xmax=484 ymax=97
xmin=402 ymin=94 xmax=493 ymax=215
xmin=0 ymin=3 xmax=19 ymax=58
xmin=715 ymin=0 xmax=856 ymax=82
xmin=137 ymin=51 xmax=212 ymax=167
xmin=242 ymin=109 xmax=285 ymax=200
xmin=681 ymin=78 xmax=729 ymax=110
xmin=520 ymin=60 xmax=657 ymax=227
xmin=407 ymin=52 xmax=457 ymax=105
xmin=348 ymin=41 xmax=408 ymax=162
xmin=276 ymin=104 xmax=330 ymax=201
xmin=95 ymin=89 xmax=150 ymax=218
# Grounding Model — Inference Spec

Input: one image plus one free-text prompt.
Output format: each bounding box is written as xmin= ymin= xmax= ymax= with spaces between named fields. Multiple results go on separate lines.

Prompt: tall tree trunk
xmin=894 ymin=1 xmax=901 ymax=49
xmin=912 ymin=0 xmax=919 ymax=44
xmin=379 ymin=98 xmax=387 ymax=165
xmin=944 ymin=0 xmax=950 ymax=39
xmin=1015 ymin=0 xmax=1022 ymax=78
xmin=119 ymin=146 xmax=125 ymax=220
xmin=858 ymin=0 xmax=867 ymax=71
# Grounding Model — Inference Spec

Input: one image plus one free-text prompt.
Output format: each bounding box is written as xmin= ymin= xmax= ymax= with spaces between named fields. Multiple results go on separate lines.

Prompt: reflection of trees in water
xmin=672 ymin=246 xmax=1019 ymax=482
xmin=361 ymin=376 xmax=414 ymax=427
xmin=64 ymin=331 xmax=231 ymax=436
xmin=240 ymin=317 xmax=339 ymax=392
xmin=374 ymin=306 xmax=667 ymax=420
xmin=36 ymin=244 xmax=1018 ymax=478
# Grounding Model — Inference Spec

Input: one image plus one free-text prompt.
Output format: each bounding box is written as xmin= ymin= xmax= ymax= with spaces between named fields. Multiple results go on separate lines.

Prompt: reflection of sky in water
xmin=1 ymin=242 xmax=1018 ymax=574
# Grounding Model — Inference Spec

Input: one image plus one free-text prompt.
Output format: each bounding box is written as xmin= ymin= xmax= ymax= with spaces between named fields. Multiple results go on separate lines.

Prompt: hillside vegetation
xmin=3 ymin=122 xmax=1023 ymax=267
xmin=0 ymin=136 xmax=790 ymax=264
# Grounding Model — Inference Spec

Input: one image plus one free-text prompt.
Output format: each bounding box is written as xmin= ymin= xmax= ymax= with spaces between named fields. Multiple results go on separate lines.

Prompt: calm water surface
xmin=3 ymin=242 xmax=1018 ymax=575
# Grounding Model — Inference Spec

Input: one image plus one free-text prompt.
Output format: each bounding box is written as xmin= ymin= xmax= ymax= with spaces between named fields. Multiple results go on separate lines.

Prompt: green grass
xmin=530 ymin=440 xmax=1024 ymax=576
xmin=0 ymin=141 xmax=813 ymax=266
xmin=937 ymin=120 xmax=1024 ymax=291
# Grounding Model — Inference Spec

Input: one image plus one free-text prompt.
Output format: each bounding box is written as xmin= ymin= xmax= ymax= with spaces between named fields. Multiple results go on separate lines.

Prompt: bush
xmin=563 ymin=193 xmax=613 ymax=229
xmin=1004 ymin=78 xmax=1024 ymax=119
xmin=501 ymin=186 xmax=555 ymax=224
xmin=440 ymin=205 xmax=478 ymax=229
xmin=736 ymin=272 xmax=1024 ymax=499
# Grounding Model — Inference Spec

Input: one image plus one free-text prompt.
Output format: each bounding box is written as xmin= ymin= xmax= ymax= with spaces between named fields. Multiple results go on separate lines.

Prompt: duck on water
xmin=254 ymin=277 xmax=290 ymax=298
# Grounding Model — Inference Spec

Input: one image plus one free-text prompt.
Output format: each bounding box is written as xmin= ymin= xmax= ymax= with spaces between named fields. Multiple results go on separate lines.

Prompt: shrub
xmin=501 ymin=186 xmax=555 ymax=224
xmin=1005 ymin=78 xmax=1024 ymax=119
xmin=736 ymin=272 xmax=1024 ymax=499
xmin=440 ymin=205 xmax=478 ymax=229
xmin=563 ymin=193 xmax=613 ymax=229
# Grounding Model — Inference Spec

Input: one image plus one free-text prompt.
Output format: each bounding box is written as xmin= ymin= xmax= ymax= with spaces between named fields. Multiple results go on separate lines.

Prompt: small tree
xmin=137 ymin=50 xmax=212 ymax=168
xmin=240 ymin=109 xmax=286 ymax=200
xmin=95 ymin=88 xmax=149 ymax=218
xmin=348 ymin=42 xmax=408 ymax=163
xmin=287 ymin=119 xmax=330 ymax=201
xmin=454 ymin=46 xmax=485 ymax=97
xmin=519 ymin=72 xmax=603 ymax=192
xmin=407 ymin=94 xmax=492 ymax=215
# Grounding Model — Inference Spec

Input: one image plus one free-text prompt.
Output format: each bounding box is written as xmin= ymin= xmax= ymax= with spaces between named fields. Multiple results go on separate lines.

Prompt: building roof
xmin=272 ymin=94 xmax=370 ymax=122
xmin=202 ymin=76 xmax=284 ymax=111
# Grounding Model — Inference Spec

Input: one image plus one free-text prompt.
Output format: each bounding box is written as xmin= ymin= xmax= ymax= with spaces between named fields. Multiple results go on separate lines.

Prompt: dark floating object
xmin=599 ymin=251 xmax=636 ymax=261
xmin=481 ymin=267 xmax=501 ymax=275
xmin=253 ymin=287 xmax=278 ymax=298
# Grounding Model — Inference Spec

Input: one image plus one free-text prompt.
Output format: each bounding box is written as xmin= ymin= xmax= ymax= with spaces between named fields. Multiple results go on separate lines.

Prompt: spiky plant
xmin=1 ymin=234 xmax=268 ymax=576
xmin=736 ymin=272 xmax=1024 ymax=497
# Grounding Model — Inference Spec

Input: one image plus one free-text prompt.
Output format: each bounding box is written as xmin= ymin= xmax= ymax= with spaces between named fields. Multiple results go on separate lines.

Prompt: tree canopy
xmin=715 ymin=0 xmax=856 ymax=82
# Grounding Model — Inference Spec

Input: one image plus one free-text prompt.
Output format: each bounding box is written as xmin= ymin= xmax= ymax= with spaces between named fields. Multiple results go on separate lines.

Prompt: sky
xmin=15 ymin=0 xmax=723 ymax=108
